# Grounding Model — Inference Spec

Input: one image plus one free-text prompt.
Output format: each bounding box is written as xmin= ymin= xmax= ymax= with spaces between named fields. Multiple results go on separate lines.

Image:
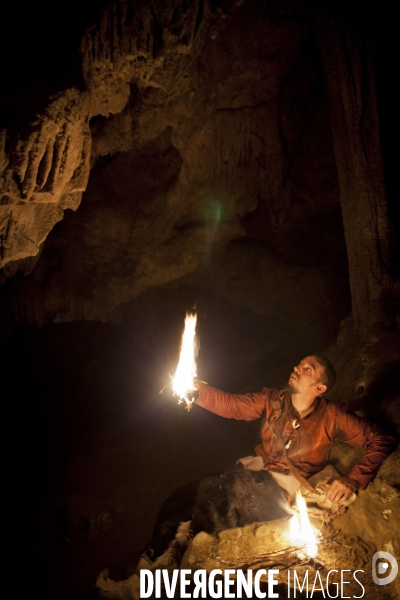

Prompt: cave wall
xmin=1 ymin=0 xmax=350 ymax=352
xmin=1 ymin=0 xmax=397 ymax=348
xmin=0 ymin=0 xmax=209 ymax=268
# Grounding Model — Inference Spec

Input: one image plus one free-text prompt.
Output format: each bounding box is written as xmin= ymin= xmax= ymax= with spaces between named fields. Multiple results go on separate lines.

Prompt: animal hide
xmin=191 ymin=463 xmax=291 ymax=536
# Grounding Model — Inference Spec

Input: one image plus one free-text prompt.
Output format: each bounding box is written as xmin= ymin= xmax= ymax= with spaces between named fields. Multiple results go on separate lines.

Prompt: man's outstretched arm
xmin=194 ymin=381 xmax=270 ymax=421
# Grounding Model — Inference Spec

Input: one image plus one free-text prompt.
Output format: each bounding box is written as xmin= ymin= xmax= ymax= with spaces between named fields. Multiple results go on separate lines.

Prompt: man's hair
xmin=312 ymin=354 xmax=336 ymax=391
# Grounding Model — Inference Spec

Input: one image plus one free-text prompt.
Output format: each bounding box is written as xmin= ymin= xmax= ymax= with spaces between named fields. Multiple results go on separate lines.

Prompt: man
xmin=194 ymin=354 xmax=396 ymax=504
xmin=95 ymin=355 xmax=396 ymax=600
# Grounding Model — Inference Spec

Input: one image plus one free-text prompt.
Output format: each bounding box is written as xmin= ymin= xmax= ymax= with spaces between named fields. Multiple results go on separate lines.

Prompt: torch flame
xmin=289 ymin=490 xmax=318 ymax=558
xmin=171 ymin=311 xmax=198 ymax=406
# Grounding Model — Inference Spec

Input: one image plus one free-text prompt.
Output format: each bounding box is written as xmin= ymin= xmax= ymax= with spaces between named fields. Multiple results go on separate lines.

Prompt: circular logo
xmin=372 ymin=551 xmax=398 ymax=586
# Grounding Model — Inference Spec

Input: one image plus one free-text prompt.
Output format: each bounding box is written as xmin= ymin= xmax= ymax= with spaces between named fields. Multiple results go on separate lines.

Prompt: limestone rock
xmin=80 ymin=0 xmax=210 ymax=117
xmin=181 ymin=518 xmax=292 ymax=572
xmin=333 ymin=446 xmax=400 ymax=558
xmin=1 ymin=0 xmax=348 ymax=339
xmin=0 ymin=89 xmax=91 ymax=268
xmin=0 ymin=0 xmax=210 ymax=268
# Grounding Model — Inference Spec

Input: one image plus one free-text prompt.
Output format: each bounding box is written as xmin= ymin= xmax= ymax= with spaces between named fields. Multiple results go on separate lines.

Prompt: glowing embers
xmin=171 ymin=309 xmax=199 ymax=409
xmin=289 ymin=490 xmax=318 ymax=558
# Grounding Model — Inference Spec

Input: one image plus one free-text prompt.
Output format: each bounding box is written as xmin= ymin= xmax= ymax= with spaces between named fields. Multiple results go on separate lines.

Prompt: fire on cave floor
xmin=181 ymin=519 xmax=395 ymax=599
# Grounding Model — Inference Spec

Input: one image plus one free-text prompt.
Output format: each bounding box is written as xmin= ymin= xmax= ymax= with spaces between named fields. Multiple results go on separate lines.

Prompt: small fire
xmin=289 ymin=490 xmax=318 ymax=558
xmin=171 ymin=310 xmax=198 ymax=408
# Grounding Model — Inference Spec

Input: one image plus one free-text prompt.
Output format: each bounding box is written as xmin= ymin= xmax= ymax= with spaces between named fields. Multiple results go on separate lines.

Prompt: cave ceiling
xmin=0 ymin=0 xmax=354 ymax=347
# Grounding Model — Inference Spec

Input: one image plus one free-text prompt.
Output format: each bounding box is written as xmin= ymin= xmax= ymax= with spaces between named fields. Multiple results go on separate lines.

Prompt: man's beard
xmin=287 ymin=378 xmax=299 ymax=394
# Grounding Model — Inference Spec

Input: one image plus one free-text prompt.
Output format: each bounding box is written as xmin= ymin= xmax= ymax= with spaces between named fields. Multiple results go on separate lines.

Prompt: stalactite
xmin=80 ymin=0 xmax=209 ymax=116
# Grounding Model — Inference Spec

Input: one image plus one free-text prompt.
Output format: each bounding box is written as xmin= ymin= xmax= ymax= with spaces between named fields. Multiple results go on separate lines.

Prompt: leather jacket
xmin=196 ymin=383 xmax=396 ymax=489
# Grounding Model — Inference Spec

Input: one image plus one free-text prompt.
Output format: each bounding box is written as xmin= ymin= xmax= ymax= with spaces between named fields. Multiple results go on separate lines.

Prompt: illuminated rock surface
xmin=182 ymin=515 xmax=398 ymax=599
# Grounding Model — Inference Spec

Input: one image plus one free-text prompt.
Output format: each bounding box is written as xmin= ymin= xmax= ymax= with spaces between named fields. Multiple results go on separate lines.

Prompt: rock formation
xmin=1 ymin=0 xmax=351 ymax=352
xmin=0 ymin=89 xmax=91 ymax=267
xmin=1 ymin=0 xmax=209 ymax=269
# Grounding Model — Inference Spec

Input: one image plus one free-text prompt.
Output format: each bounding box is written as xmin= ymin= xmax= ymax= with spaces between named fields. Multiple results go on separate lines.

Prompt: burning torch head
xmin=171 ymin=309 xmax=199 ymax=407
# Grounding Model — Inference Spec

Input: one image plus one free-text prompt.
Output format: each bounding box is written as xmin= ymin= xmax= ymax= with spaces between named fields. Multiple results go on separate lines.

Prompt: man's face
xmin=287 ymin=356 xmax=327 ymax=397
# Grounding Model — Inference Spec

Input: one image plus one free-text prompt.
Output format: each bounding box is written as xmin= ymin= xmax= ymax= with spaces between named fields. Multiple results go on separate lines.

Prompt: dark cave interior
xmin=1 ymin=1 xmax=399 ymax=599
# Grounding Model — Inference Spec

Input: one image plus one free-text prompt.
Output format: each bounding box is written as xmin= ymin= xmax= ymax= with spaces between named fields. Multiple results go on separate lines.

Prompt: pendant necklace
xmin=287 ymin=403 xmax=315 ymax=447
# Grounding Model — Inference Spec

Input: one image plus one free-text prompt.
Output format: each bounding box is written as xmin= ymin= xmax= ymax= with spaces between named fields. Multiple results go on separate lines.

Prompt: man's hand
xmin=326 ymin=476 xmax=358 ymax=503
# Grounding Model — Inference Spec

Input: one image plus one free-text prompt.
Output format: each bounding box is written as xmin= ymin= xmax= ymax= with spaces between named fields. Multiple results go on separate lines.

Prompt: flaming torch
xmin=160 ymin=308 xmax=201 ymax=410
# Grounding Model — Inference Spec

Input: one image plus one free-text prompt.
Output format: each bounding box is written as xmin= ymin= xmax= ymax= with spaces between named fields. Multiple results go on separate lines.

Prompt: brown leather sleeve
xmin=334 ymin=409 xmax=397 ymax=489
xmin=195 ymin=383 xmax=272 ymax=421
